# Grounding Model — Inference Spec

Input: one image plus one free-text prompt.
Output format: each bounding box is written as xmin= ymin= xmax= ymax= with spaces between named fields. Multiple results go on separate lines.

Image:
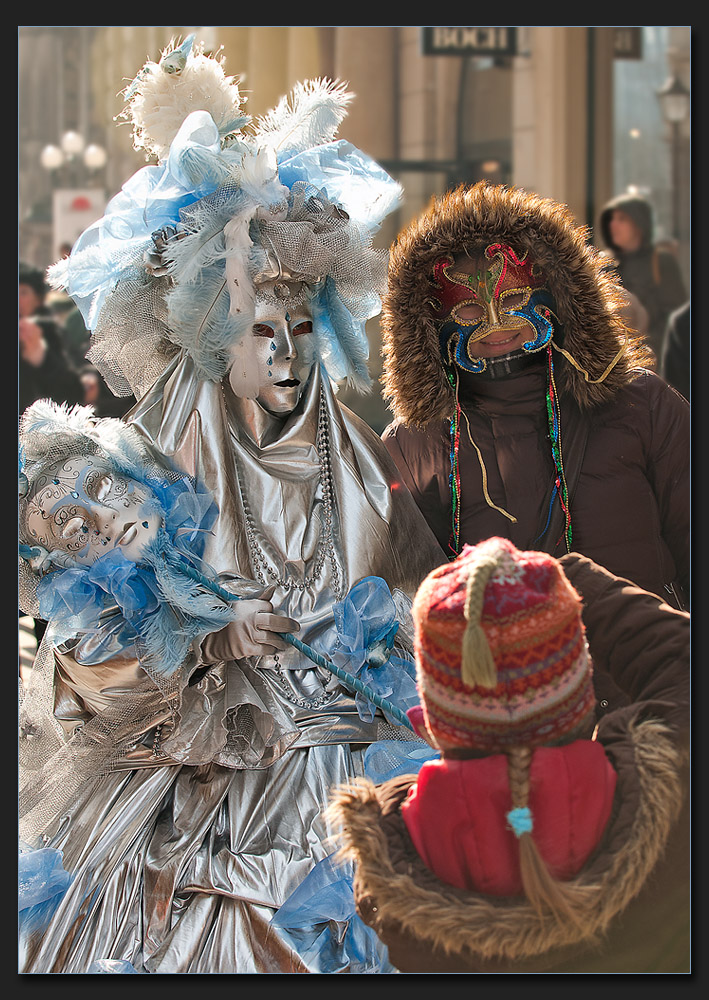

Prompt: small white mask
xmin=250 ymin=287 xmax=316 ymax=416
xmin=24 ymin=455 xmax=162 ymax=566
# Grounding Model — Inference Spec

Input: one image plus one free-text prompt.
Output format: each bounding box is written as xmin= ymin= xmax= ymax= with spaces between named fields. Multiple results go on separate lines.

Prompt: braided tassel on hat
xmin=461 ymin=557 xmax=498 ymax=688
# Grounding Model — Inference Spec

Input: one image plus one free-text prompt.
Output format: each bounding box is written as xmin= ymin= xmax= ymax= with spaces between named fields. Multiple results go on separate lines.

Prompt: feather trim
xmin=119 ymin=35 xmax=249 ymax=163
xmin=253 ymin=78 xmax=353 ymax=154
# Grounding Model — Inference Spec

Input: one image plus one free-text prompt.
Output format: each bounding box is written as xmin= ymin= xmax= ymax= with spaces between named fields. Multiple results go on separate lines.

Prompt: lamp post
xmin=39 ymin=131 xmax=107 ymax=187
xmin=39 ymin=131 xmax=107 ymax=260
xmin=656 ymin=73 xmax=690 ymax=241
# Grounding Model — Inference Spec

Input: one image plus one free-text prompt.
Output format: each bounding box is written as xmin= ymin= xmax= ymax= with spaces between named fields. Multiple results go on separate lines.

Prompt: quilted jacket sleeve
xmin=560 ymin=551 xmax=689 ymax=748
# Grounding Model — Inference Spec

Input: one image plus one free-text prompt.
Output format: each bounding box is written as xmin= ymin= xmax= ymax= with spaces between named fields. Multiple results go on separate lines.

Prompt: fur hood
xmin=330 ymin=716 xmax=683 ymax=967
xmin=381 ymin=182 xmax=653 ymax=428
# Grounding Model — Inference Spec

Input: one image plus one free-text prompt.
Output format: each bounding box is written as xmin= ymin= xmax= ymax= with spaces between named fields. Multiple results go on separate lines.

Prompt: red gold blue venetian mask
xmin=428 ymin=243 xmax=559 ymax=373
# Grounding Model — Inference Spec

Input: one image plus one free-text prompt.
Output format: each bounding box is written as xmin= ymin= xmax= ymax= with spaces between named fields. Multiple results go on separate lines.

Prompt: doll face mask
xmin=251 ymin=282 xmax=317 ymax=416
xmin=23 ymin=455 xmax=162 ymax=566
xmin=429 ymin=243 xmax=558 ymax=373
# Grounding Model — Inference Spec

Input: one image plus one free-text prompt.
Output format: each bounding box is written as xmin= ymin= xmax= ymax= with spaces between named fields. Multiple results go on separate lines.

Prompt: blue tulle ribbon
xmin=88 ymin=550 xmax=161 ymax=618
xmin=37 ymin=566 xmax=104 ymax=623
xmin=271 ymin=852 xmax=396 ymax=974
xmin=331 ymin=577 xmax=419 ymax=725
xmin=277 ymin=140 xmax=401 ymax=232
xmin=363 ymin=739 xmax=439 ymax=784
xmin=18 ymin=846 xmax=74 ymax=936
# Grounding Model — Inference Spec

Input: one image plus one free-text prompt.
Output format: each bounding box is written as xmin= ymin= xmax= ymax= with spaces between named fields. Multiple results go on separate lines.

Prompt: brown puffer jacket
xmin=330 ymin=555 xmax=690 ymax=974
xmin=380 ymin=183 xmax=689 ymax=611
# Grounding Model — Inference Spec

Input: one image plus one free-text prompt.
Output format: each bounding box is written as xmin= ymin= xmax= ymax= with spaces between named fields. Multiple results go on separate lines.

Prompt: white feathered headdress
xmin=49 ymin=36 xmax=402 ymax=397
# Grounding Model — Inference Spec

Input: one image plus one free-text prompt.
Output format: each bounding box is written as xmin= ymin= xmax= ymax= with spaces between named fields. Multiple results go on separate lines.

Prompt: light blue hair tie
xmin=506 ymin=806 xmax=533 ymax=838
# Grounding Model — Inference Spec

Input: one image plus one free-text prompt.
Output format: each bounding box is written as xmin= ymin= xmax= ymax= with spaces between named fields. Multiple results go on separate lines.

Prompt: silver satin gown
xmin=19 ymin=356 xmax=445 ymax=974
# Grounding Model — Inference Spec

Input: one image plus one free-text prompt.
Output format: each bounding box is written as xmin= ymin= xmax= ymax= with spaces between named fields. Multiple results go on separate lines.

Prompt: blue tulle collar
xmin=34 ymin=475 xmax=226 ymax=677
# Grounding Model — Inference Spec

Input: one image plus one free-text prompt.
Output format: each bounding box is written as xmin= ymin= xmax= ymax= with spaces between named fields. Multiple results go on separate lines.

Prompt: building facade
xmin=19 ymin=25 xmax=691 ymax=429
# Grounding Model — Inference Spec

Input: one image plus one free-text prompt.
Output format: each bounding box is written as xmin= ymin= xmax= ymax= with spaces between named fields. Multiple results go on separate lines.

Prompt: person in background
xmin=660 ymin=300 xmax=690 ymax=403
xmin=46 ymin=289 xmax=92 ymax=368
xmin=330 ymin=537 xmax=690 ymax=973
xmin=599 ymin=193 xmax=686 ymax=365
xmin=19 ymin=261 xmax=83 ymax=414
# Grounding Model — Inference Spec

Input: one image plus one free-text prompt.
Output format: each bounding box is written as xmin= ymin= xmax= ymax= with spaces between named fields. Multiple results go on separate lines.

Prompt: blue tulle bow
xmin=88 ymin=550 xmax=161 ymax=619
xmin=271 ymin=852 xmax=396 ymax=974
xmin=86 ymin=959 xmax=140 ymax=974
xmin=18 ymin=846 xmax=74 ymax=937
xmin=332 ymin=577 xmax=419 ymax=725
xmin=164 ymin=482 xmax=218 ymax=559
xmin=37 ymin=566 xmax=104 ymax=623
xmin=363 ymin=739 xmax=439 ymax=784
xmin=54 ymin=111 xmax=243 ymax=329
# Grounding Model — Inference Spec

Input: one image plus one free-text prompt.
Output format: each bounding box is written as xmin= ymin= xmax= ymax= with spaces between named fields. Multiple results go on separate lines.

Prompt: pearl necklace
xmin=234 ymin=385 xmax=344 ymax=602
xmin=223 ymin=382 xmax=346 ymax=710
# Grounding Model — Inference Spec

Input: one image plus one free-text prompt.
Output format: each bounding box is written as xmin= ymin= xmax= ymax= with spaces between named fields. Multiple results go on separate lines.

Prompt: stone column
xmin=512 ymin=26 xmax=590 ymax=224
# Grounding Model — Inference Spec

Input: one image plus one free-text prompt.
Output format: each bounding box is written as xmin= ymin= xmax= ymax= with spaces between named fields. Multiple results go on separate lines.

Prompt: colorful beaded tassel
xmin=544 ymin=344 xmax=572 ymax=551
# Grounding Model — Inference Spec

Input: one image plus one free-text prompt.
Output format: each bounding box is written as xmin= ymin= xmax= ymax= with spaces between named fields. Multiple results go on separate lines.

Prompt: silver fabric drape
xmin=20 ymin=355 xmax=445 ymax=973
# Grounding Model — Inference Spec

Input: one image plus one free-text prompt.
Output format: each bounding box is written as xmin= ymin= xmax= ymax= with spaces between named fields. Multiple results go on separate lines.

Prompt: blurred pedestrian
xmin=331 ymin=537 xmax=690 ymax=973
xmin=599 ymin=193 xmax=686 ymax=364
xmin=79 ymin=363 xmax=135 ymax=416
xmin=660 ymin=301 xmax=690 ymax=402
xmin=19 ymin=262 xmax=83 ymax=414
xmin=46 ymin=289 xmax=92 ymax=367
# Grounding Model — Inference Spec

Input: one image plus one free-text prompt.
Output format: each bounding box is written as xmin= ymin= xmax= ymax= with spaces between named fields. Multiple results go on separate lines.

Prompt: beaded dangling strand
xmin=448 ymin=370 xmax=462 ymax=556
xmin=544 ymin=344 xmax=572 ymax=551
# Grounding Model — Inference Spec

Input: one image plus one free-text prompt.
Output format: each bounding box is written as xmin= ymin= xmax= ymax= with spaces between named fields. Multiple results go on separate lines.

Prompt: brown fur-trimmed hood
xmin=330 ymin=717 xmax=684 ymax=969
xmin=381 ymin=182 xmax=653 ymax=428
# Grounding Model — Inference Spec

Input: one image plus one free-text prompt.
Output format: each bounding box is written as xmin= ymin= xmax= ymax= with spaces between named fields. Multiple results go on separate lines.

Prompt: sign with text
xmin=613 ymin=26 xmax=643 ymax=59
xmin=422 ymin=26 xmax=518 ymax=57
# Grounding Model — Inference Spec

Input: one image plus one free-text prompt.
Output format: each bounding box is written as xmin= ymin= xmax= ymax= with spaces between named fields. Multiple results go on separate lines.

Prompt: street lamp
xmin=656 ymin=73 xmax=690 ymax=241
xmin=39 ymin=131 xmax=107 ymax=184
xmin=83 ymin=144 xmax=108 ymax=171
xmin=60 ymin=129 xmax=86 ymax=159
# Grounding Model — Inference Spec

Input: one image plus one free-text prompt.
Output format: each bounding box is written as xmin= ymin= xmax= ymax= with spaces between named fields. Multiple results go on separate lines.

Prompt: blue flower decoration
xmin=332 ymin=577 xmax=419 ymax=724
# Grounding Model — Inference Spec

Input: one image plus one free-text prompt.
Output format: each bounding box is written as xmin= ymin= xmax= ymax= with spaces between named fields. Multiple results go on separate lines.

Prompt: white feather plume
xmin=253 ymin=78 xmax=353 ymax=154
xmin=120 ymin=36 xmax=249 ymax=162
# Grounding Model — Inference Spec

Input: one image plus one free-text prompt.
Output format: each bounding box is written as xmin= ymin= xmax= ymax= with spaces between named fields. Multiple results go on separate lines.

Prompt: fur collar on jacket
xmin=330 ymin=716 xmax=682 ymax=965
xmin=381 ymin=182 xmax=653 ymax=427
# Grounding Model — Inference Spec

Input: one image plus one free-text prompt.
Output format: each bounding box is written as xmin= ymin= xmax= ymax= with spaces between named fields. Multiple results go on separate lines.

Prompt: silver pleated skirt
xmin=20 ymin=743 xmax=367 ymax=974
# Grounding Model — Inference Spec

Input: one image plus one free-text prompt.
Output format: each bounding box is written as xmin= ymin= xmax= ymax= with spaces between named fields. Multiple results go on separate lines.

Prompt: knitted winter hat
xmin=412 ymin=537 xmax=595 ymax=752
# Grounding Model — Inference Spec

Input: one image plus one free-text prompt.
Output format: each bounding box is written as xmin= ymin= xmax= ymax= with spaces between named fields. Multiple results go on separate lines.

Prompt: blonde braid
xmin=506 ymin=745 xmax=591 ymax=931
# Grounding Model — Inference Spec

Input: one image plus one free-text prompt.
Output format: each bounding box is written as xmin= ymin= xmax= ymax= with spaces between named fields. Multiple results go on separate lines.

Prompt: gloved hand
xmin=200 ymin=598 xmax=300 ymax=663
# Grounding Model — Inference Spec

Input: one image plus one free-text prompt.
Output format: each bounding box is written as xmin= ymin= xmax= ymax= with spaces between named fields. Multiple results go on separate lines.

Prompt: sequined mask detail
xmin=23 ymin=455 xmax=163 ymax=566
xmin=429 ymin=244 xmax=558 ymax=373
